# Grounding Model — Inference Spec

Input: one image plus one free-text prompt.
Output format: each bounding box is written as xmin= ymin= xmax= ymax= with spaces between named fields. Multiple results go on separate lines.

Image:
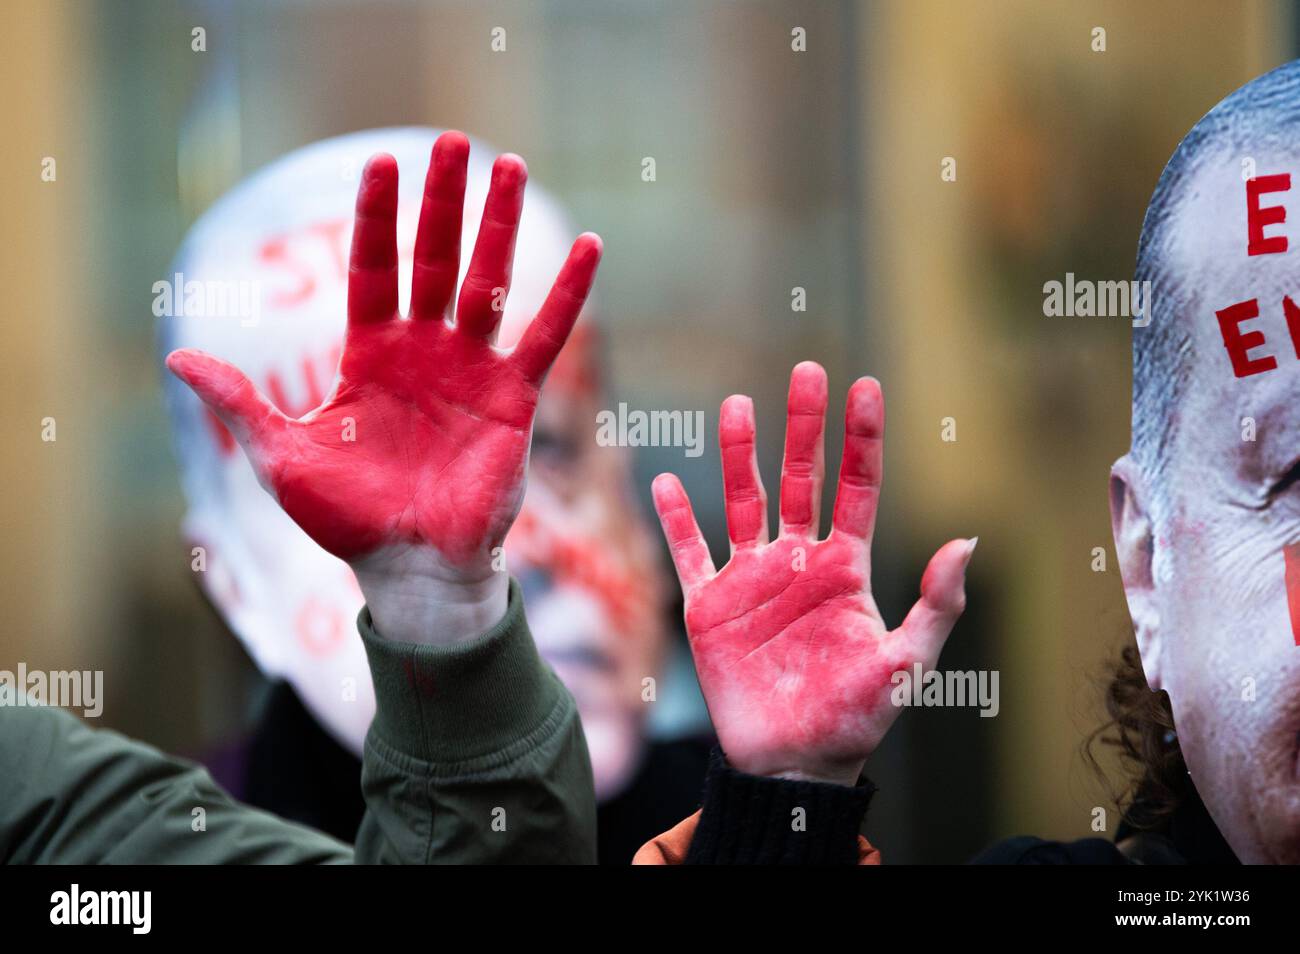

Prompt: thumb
xmin=166 ymin=348 xmax=287 ymax=456
xmin=897 ymin=536 xmax=977 ymax=666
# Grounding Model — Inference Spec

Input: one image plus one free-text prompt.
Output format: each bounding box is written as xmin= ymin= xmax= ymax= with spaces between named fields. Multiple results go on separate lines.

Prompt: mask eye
xmin=531 ymin=427 xmax=580 ymax=467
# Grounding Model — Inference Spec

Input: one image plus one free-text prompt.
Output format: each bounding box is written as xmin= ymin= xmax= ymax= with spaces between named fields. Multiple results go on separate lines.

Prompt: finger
xmin=651 ymin=473 xmax=716 ymax=598
xmin=779 ymin=361 xmax=828 ymax=537
xmin=897 ymin=537 xmax=977 ymax=665
xmin=347 ymin=154 xmax=400 ymax=326
xmin=720 ymin=394 xmax=768 ymax=551
xmin=831 ymin=376 xmax=884 ymax=545
xmin=455 ymin=153 xmax=526 ymax=339
xmin=512 ymin=233 xmax=602 ymax=386
xmin=411 ymin=131 xmax=469 ymax=320
xmin=165 ymin=348 xmax=289 ymax=455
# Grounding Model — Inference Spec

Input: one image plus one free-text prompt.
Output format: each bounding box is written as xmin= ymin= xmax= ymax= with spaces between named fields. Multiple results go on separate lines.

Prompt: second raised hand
xmin=167 ymin=132 xmax=603 ymax=645
xmin=652 ymin=361 xmax=977 ymax=787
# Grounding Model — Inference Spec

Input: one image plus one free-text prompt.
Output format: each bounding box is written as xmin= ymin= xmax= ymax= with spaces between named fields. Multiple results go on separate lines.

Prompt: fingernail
xmin=966 ymin=536 xmax=979 ymax=558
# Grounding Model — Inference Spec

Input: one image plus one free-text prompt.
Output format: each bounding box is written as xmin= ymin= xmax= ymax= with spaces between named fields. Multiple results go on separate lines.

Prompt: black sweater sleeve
xmin=685 ymin=748 xmax=875 ymax=865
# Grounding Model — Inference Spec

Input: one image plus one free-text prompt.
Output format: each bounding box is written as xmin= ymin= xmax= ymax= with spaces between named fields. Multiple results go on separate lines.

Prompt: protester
xmin=640 ymin=61 xmax=1300 ymax=865
xmin=982 ymin=59 xmax=1300 ymax=865
xmin=0 ymin=133 xmax=599 ymax=863
xmin=158 ymin=127 xmax=708 ymax=864
xmin=638 ymin=361 xmax=974 ymax=863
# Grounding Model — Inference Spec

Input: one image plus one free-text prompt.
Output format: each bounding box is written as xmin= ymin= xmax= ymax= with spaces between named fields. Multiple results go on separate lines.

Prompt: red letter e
xmin=1247 ymin=174 xmax=1290 ymax=256
xmin=1216 ymin=298 xmax=1277 ymax=378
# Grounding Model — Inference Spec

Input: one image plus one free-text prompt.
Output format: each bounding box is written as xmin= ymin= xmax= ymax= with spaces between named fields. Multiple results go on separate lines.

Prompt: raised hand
xmin=652 ymin=362 xmax=976 ymax=786
xmin=167 ymin=132 xmax=602 ymax=643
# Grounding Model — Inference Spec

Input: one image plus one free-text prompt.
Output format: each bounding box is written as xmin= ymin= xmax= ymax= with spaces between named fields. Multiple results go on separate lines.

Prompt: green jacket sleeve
xmin=0 ymin=577 xmax=597 ymax=864
xmin=0 ymin=683 xmax=353 ymax=863
xmin=353 ymin=576 xmax=597 ymax=864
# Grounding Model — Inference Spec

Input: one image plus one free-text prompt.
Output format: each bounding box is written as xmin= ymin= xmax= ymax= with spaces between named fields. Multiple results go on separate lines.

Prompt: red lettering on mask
xmin=295 ymin=597 xmax=346 ymax=657
xmin=258 ymin=218 xmax=351 ymax=309
xmin=1216 ymin=298 xmax=1279 ymax=378
xmin=1247 ymin=174 xmax=1290 ymax=256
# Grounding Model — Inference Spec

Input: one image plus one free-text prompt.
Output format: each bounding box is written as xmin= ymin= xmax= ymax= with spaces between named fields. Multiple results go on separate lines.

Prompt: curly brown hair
xmin=1085 ymin=642 xmax=1191 ymax=831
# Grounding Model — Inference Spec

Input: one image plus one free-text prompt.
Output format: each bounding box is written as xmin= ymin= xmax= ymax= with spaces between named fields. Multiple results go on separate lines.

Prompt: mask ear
xmin=1110 ymin=454 xmax=1163 ymax=691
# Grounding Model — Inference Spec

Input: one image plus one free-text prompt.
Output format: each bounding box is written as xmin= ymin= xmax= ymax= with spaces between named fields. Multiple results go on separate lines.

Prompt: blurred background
xmin=0 ymin=0 xmax=1291 ymax=863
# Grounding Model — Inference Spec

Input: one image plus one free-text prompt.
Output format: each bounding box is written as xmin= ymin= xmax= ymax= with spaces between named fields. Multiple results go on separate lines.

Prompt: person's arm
xmin=643 ymin=362 xmax=976 ymax=864
xmin=0 ymin=575 xmax=594 ymax=864
xmin=44 ymin=130 xmax=598 ymax=865
xmin=676 ymin=748 xmax=876 ymax=865
xmin=0 ymin=682 xmax=352 ymax=863
xmin=353 ymin=577 xmax=594 ymax=864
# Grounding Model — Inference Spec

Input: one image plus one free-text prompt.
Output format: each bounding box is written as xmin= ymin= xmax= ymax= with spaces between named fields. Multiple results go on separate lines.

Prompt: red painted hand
xmin=653 ymin=362 xmax=976 ymax=786
xmin=167 ymin=132 xmax=602 ymax=643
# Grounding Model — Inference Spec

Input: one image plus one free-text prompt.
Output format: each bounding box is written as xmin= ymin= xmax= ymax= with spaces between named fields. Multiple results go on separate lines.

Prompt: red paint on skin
xmin=653 ymin=363 xmax=974 ymax=782
xmin=686 ymin=535 xmax=904 ymax=765
xmin=719 ymin=396 xmax=766 ymax=547
xmin=778 ymin=361 xmax=827 ymax=535
xmin=1285 ymin=543 xmax=1300 ymax=645
xmin=168 ymin=132 xmax=603 ymax=576
xmin=206 ymin=347 xmax=345 ymax=458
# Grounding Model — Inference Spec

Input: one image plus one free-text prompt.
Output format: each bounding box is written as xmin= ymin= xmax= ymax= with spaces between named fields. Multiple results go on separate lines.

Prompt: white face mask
xmin=161 ymin=128 xmax=669 ymax=796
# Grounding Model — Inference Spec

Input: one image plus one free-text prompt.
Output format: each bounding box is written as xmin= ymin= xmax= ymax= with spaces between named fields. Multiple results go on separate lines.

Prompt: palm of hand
xmin=686 ymin=535 xmax=907 ymax=779
xmin=653 ymin=363 xmax=975 ymax=785
xmin=168 ymin=134 xmax=601 ymax=578
xmin=270 ymin=321 xmax=537 ymax=564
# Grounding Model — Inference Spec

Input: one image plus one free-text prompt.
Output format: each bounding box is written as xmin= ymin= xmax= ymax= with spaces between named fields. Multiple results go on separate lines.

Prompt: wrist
xmin=770 ymin=766 xmax=865 ymax=788
xmin=353 ymin=547 xmax=509 ymax=646
xmin=686 ymin=747 xmax=876 ymax=865
xmin=729 ymin=752 xmax=867 ymax=789
xmin=356 ymin=577 xmax=570 ymax=764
